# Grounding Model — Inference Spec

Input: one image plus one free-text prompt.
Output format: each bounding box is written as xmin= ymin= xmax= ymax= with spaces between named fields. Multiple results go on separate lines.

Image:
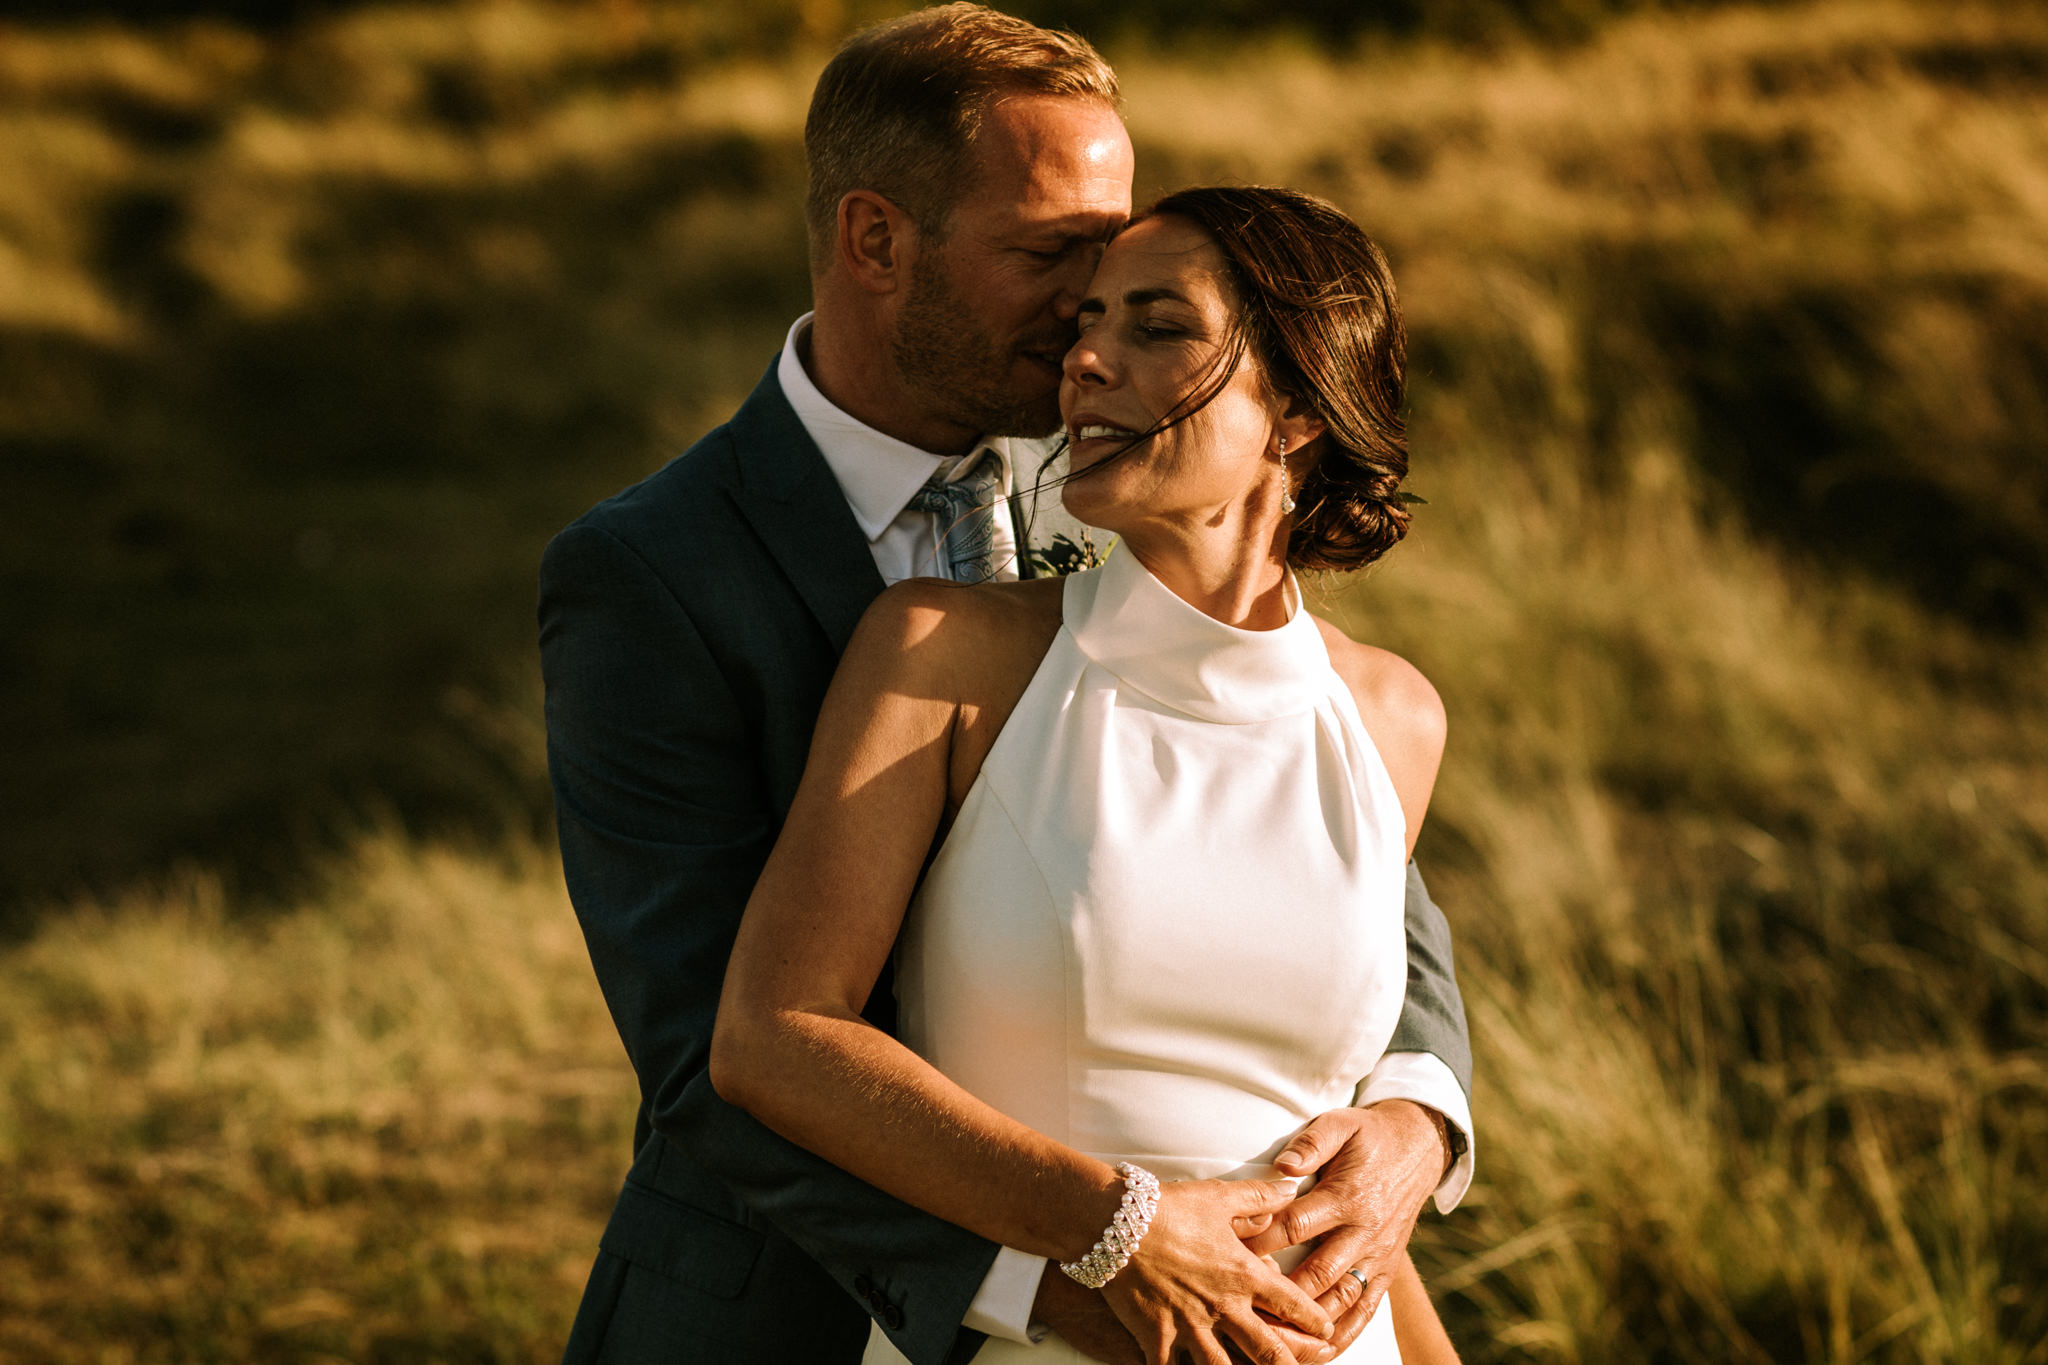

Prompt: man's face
xmin=891 ymin=94 xmax=1134 ymax=441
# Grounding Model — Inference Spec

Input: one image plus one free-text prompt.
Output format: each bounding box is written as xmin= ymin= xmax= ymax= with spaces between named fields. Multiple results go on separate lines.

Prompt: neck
xmin=1118 ymin=508 xmax=1294 ymax=630
xmin=806 ymin=289 xmax=981 ymax=457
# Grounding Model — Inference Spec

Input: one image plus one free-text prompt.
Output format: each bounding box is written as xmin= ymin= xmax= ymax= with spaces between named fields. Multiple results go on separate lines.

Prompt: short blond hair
xmin=803 ymin=4 xmax=1120 ymax=273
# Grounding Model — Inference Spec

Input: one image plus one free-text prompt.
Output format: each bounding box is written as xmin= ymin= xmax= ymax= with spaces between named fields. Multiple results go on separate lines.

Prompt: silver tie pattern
xmin=909 ymin=448 xmax=1004 ymax=584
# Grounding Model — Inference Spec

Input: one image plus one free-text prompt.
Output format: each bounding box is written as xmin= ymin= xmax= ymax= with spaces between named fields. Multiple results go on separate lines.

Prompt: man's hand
xmin=1032 ymin=1265 xmax=1145 ymax=1365
xmin=1242 ymin=1102 xmax=1450 ymax=1353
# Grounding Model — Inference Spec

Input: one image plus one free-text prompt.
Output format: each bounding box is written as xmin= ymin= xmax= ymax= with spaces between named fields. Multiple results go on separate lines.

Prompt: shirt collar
xmin=778 ymin=313 xmax=1013 ymax=542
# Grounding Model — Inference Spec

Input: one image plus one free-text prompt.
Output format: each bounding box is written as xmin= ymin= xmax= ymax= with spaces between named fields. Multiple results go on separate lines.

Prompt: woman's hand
xmin=1242 ymin=1101 xmax=1447 ymax=1347
xmin=1099 ymin=1179 xmax=1334 ymax=1365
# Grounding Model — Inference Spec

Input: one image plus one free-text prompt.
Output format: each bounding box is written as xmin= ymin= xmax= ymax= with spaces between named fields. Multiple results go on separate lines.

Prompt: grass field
xmin=3 ymin=0 xmax=2045 ymax=1360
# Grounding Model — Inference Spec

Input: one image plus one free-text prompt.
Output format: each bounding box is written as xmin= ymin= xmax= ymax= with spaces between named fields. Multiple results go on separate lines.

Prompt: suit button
xmin=882 ymin=1303 xmax=905 ymax=1331
xmin=853 ymin=1274 xmax=876 ymax=1299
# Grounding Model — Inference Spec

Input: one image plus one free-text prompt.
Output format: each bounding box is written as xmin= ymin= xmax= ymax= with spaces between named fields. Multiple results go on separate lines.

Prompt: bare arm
xmin=540 ymin=519 xmax=1003 ymax=1363
xmin=1388 ymin=1255 xmax=1461 ymax=1365
xmin=711 ymin=582 xmax=1331 ymax=1365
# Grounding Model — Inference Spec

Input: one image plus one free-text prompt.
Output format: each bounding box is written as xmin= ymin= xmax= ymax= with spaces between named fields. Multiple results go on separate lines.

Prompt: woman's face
xmin=1058 ymin=215 xmax=1280 ymax=535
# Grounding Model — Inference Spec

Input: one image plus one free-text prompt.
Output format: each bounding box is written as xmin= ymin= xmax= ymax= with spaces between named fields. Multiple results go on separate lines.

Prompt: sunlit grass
xmin=1337 ymin=439 xmax=2048 ymax=1361
xmin=2 ymin=0 xmax=2044 ymax=1359
xmin=0 ymin=837 xmax=634 ymax=1362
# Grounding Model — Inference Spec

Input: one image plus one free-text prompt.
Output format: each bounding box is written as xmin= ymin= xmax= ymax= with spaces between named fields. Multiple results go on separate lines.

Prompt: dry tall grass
xmin=3 ymin=1 xmax=2044 ymax=1360
xmin=0 ymin=839 xmax=633 ymax=1361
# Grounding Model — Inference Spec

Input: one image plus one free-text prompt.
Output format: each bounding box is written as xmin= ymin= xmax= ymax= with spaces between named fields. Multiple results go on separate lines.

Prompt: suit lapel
xmin=722 ymin=362 xmax=886 ymax=656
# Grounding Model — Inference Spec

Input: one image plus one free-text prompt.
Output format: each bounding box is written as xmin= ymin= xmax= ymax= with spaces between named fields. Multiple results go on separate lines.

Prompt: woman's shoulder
xmin=1314 ymin=621 xmax=1443 ymax=736
xmin=1311 ymin=617 xmax=1447 ymax=819
xmin=858 ymin=574 xmax=1063 ymax=637
xmin=846 ymin=576 xmax=1065 ymax=692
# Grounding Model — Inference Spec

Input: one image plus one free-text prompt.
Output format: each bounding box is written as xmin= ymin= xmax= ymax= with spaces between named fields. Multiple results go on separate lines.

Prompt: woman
xmin=711 ymin=186 xmax=1456 ymax=1365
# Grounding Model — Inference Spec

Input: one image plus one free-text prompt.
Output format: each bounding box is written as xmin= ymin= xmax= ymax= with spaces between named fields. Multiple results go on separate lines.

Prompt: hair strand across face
xmin=1047 ymin=186 xmax=1410 ymax=573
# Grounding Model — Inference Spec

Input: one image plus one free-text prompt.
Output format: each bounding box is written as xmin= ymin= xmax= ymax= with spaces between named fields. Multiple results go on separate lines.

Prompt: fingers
xmin=1111 ymin=1181 xmax=1331 ymax=1363
xmin=1264 ymin=1318 xmax=1338 ymax=1365
xmin=1231 ymin=1210 xmax=1277 ymax=1238
xmin=1101 ymin=1265 xmax=1256 ymax=1365
xmin=1186 ymin=1327 xmax=1239 ymax=1365
xmin=1311 ymin=1264 xmax=1364 ymax=1322
xmin=1272 ymin=1109 xmax=1363 ymax=1177
xmin=1283 ymin=1223 xmax=1375 ymax=1298
xmin=1247 ymin=1265 xmax=1334 ymax=1340
xmin=1218 ymin=1312 xmax=1308 ymax=1365
xmin=1240 ymin=1184 xmax=1349 ymax=1257
xmin=1133 ymin=1322 xmax=1236 ymax=1365
xmin=1312 ymin=1273 xmax=1381 ymax=1357
xmin=1223 ymin=1177 xmax=1302 ymax=1218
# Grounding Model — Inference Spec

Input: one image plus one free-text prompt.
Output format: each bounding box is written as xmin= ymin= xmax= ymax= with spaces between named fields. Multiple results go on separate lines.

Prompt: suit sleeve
xmin=539 ymin=521 xmax=999 ymax=1365
xmin=1387 ymin=861 xmax=1473 ymax=1097
xmin=1364 ymin=862 xmax=1476 ymax=1208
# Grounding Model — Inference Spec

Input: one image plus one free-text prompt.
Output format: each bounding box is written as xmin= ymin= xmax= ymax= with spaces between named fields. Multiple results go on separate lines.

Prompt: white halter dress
xmin=870 ymin=547 xmax=1411 ymax=1363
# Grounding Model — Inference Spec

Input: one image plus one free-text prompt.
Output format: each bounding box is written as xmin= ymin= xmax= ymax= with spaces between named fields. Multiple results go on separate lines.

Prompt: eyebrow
xmin=1076 ymin=286 xmax=1194 ymax=317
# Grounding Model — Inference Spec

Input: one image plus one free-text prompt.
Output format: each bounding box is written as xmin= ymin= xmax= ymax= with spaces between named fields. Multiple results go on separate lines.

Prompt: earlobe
xmin=1277 ymin=421 xmax=1328 ymax=461
xmin=1273 ymin=394 xmax=1328 ymax=454
xmin=837 ymin=190 xmax=909 ymax=295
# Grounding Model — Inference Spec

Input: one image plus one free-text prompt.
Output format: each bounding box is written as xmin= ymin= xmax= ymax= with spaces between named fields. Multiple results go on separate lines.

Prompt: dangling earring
xmin=1277 ymin=436 xmax=1297 ymax=515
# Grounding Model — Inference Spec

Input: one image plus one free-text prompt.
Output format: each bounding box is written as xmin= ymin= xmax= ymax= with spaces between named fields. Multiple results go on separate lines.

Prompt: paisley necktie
xmin=908 ymin=448 xmax=1005 ymax=583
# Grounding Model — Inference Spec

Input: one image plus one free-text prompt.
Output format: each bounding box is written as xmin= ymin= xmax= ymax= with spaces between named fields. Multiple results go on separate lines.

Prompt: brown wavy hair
xmin=1091 ymin=186 xmax=1411 ymax=572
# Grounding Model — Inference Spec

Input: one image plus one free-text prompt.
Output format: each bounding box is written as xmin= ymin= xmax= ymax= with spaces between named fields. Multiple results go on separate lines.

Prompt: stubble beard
xmin=891 ymin=254 xmax=1064 ymax=441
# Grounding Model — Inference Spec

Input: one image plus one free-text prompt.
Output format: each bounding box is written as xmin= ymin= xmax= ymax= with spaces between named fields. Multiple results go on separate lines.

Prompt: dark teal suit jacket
xmin=538 ymin=360 xmax=1472 ymax=1364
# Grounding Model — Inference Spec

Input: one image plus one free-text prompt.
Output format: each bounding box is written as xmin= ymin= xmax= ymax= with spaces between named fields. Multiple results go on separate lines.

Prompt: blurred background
xmin=2 ymin=0 xmax=2044 ymax=1359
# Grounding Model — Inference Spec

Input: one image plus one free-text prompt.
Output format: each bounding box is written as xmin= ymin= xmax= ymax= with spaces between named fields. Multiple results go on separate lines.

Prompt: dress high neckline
xmin=1061 ymin=546 xmax=1334 ymax=725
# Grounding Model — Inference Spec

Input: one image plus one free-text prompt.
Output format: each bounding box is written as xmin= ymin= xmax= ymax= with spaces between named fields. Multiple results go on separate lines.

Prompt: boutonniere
xmin=1027 ymin=531 xmax=1109 ymax=577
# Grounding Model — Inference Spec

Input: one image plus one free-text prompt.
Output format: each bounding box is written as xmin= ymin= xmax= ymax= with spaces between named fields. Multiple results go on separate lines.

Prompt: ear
xmin=835 ymin=189 xmax=917 ymax=296
xmin=1272 ymin=392 xmax=1327 ymax=459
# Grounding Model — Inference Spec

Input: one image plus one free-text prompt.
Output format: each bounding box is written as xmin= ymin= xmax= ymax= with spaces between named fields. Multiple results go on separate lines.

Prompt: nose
xmin=1063 ymin=331 xmax=1111 ymax=390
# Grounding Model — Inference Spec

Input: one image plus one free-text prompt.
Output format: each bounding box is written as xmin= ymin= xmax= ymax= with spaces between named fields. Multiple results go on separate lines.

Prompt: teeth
xmin=1072 ymin=424 xmax=1134 ymax=441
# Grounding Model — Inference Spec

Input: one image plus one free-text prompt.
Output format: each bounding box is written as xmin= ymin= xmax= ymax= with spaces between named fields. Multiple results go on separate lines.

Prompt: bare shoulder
xmin=848 ymin=577 xmax=1066 ymax=806
xmin=856 ymin=575 xmax=1062 ymax=645
xmin=1312 ymin=616 xmax=1446 ymax=850
xmin=845 ymin=576 xmax=1064 ymax=695
xmin=1314 ymin=618 xmax=1446 ymax=753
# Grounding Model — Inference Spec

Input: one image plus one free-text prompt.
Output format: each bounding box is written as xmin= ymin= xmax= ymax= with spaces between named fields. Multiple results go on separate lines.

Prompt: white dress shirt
xmin=779 ymin=316 xmax=1027 ymax=587
xmin=774 ymin=314 xmax=1474 ymax=1346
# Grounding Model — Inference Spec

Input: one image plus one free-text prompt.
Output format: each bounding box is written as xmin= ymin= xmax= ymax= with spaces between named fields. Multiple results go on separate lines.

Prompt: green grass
xmin=2 ymin=0 xmax=2045 ymax=1359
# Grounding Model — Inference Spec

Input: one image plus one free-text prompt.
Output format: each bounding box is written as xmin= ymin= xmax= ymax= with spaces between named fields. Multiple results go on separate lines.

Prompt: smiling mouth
xmin=1069 ymin=423 xmax=1139 ymax=443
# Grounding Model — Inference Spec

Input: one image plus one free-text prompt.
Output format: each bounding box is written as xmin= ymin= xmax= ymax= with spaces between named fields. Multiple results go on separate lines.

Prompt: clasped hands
xmin=1032 ymin=1101 xmax=1447 ymax=1365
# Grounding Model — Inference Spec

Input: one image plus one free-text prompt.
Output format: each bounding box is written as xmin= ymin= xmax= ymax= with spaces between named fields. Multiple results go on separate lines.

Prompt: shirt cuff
xmin=961 ymin=1245 xmax=1048 ymax=1345
xmin=1355 ymin=1050 xmax=1475 ymax=1213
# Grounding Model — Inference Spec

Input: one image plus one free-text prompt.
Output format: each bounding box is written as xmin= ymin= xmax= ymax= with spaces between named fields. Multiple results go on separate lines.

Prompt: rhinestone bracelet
xmin=1059 ymin=1162 xmax=1161 ymax=1289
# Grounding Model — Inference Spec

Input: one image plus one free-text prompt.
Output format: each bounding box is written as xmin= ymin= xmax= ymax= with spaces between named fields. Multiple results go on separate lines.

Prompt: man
xmin=538 ymin=7 xmax=1474 ymax=1363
